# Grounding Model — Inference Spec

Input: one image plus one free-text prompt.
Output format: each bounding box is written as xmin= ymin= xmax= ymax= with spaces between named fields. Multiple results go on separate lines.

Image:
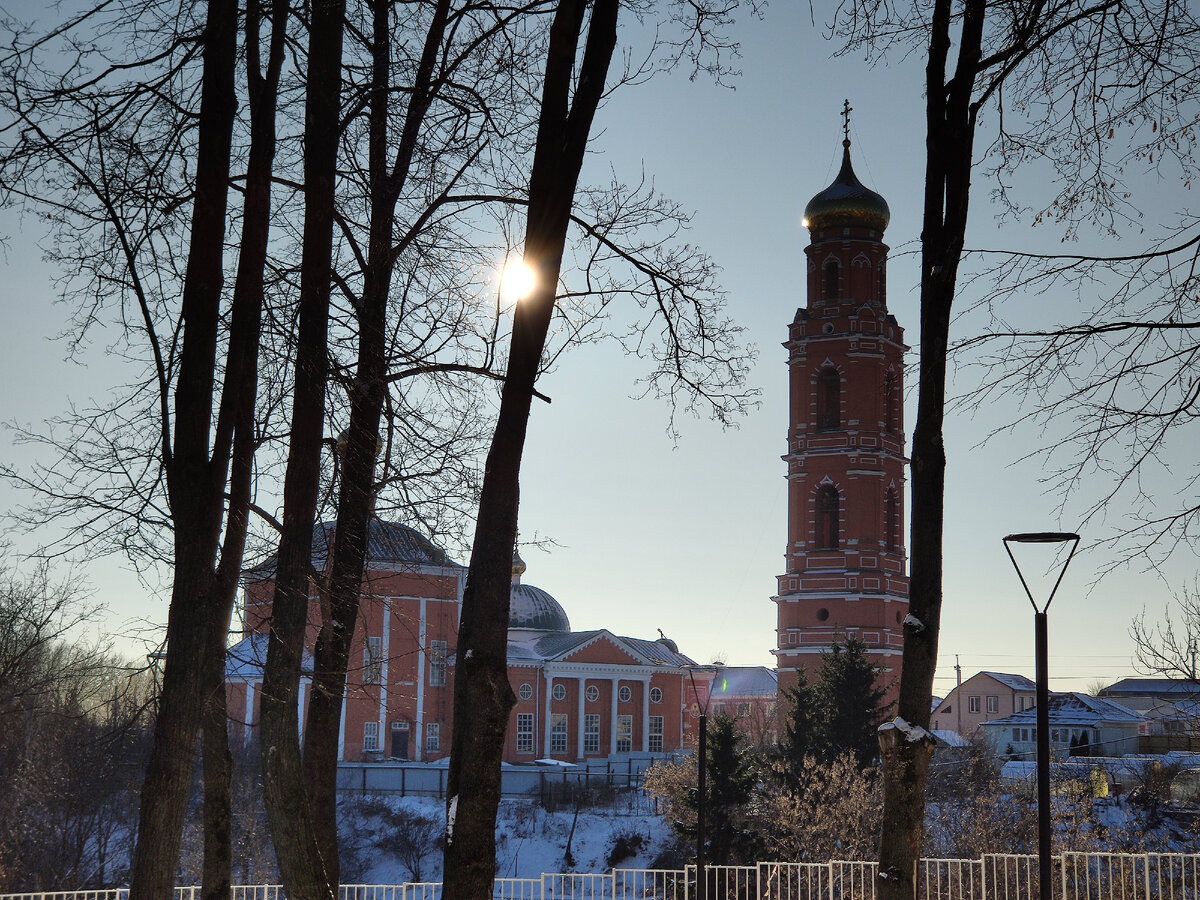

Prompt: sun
xmin=499 ymin=256 xmax=536 ymax=302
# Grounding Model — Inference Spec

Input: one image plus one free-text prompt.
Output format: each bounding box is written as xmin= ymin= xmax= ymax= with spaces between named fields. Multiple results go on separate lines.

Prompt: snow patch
xmin=879 ymin=717 xmax=933 ymax=743
xmin=903 ymin=614 xmax=925 ymax=632
xmin=445 ymin=795 xmax=458 ymax=846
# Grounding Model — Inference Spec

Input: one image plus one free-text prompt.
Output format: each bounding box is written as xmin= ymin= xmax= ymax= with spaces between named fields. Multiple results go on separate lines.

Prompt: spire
xmin=803 ymin=102 xmax=890 ymax=233
xmin=511 ymin=535 xmax=526 ymax=585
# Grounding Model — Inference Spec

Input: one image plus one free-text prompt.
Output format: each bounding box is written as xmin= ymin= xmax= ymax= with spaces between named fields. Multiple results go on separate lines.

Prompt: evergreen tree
xmin=778 ymin=637 xmax=888 ymax=770
xmin=702 ymin=714 xmax=759 ymax=865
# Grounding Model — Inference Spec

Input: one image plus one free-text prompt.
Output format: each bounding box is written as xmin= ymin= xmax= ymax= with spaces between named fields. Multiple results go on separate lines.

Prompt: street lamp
xmin=1003 ymin=532 xmax=1080 ymax=900
xmin=686 ymin=666 xmax=718 ymax=900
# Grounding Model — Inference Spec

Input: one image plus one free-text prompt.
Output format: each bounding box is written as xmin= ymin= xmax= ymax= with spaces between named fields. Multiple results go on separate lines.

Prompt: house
xmin=226 ymin=521 xmax=699 ymax=764
xmin=981 ymin=692 xmax=1145 ymax=759
xmin=708 ymin=666 xmax=779 ymax=747
xmin=930 ymin=671 xmax=1037 ymax=740
xmin=1100 ymin=677 xmax=1200 ymax=703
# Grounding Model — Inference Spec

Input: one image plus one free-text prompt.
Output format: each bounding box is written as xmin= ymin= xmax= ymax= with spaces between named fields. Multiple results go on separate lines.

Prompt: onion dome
xmin=804 ymin=139 xmax=890 ymax=233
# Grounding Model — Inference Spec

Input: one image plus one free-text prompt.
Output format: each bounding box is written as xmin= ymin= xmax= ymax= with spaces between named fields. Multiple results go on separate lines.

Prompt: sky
xmin=2 ymin=2 xmax=1194 ymax=698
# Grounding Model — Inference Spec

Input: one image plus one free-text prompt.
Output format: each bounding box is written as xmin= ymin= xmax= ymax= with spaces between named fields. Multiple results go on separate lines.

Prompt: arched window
xmin=885 ymin=487 xmax=898 ymax=553
xmin=884 ymin=372 xmax=897 ymax=433
xmin=816 ymin=485 xmax=840 ymax=550
xmin=878 ymin=260 xmax=887 ymax=301
xmin=823 ymin=260 xmax=840 ymax=300
xmin=816 ymin=367 xmax=840 ymax=430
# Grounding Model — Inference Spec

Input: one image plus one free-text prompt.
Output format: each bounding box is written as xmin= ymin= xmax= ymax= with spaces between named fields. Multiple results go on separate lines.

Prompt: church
xmin=772 ymin=113 xmax=910 ymax=696
xmin=224 ymin=113 xmax=908 ymax=763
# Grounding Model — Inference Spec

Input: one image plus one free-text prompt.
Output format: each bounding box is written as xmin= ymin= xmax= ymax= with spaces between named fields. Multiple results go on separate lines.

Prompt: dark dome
xmin=245 ymin=520 xmax=459 ymax=580
xmin=804 ymin=143 xmax=890 ymax=233
xmin=509 ymin=583 xmax=571 ymax=632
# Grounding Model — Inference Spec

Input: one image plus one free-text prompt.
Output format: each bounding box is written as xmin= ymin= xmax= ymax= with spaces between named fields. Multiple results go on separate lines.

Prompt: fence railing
xmin=10 ymin=853 xmax=1200 ymax=900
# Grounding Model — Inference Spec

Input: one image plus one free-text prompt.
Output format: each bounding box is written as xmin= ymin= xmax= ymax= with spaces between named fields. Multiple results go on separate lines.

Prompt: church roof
xmin=804 ymin=142 xmax=890 ymax=233
xmin=245 ymin=520 xmax=461 ymax=579
xmin=226 ymin=633 xmax=313 ymax=680
xmin=509 ymin=582 xmax=572 ymax=632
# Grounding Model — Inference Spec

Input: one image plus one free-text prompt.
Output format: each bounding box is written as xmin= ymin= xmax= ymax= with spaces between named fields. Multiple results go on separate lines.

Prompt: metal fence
xmin=10 ymin=853 xmax=1200 ymax=900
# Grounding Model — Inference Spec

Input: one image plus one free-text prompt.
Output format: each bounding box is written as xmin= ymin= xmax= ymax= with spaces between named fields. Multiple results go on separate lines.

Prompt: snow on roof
xmin=245 ymin=520 xmax=461 ymax=580
xmin=503 ymin=628 xmax=696 ymax=668
xmin=981 ymin=671 xmax=1037 ymax=691
xmin=226 ymin=633 xmax=314 ymax=679
xmin=984 ymin=692 xmax=1144 ymax=728
xmin=932 ymin=729 xmax=969 ymax=747
xmin=711 ymin=666 xmax=779 ymax=699
xmin=1103 ymin=677 xmax=1200 ymax=697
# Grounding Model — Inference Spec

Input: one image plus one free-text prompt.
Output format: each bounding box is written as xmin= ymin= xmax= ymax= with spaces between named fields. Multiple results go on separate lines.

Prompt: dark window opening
xmin=885 ymin=488 xmax=898 ymax=553
xmin=884 ymin=372 xmax=897 ymax=433
xmin=878 ymin=262 xmax=887 ymax=301
xmin=816 ymin=486 xmax=840 ymax=550
xmin=817 ymin=367 xmax=840 ymax=430
xmin=823 ymin=260 xmax=840 ymax=300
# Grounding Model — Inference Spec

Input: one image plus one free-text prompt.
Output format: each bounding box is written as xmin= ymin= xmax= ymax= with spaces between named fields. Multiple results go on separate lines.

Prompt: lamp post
xmin=686 ymin=666 xmax=717 ymax=900
xmin=1003 ymin=532 xmax=1080 ymax=900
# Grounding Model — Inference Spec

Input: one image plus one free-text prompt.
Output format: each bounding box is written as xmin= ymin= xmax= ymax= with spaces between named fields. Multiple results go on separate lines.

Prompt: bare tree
xmin=827 ymin=0 xmax=1200 ymax=895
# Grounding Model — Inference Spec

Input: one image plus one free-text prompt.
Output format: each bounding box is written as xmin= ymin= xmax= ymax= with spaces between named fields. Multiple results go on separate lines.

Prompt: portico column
xmin=577 ymin=676 xmax=587 ymax=760
xmin=642 ymin=679 xmax=651 ymax=752
xmin=544 ymin=671 xmax=555 ymax=756
xmin=610 ymin=677 xmax=620 ymax=755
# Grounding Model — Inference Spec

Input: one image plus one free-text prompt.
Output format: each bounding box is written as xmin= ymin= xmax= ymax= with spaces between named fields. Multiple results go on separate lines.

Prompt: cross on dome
xmin=842 ymin=98 xmax=853 ymax=147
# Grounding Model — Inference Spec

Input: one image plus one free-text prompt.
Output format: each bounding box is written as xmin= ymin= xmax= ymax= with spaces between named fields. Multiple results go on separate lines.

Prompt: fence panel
xmin=232 ymin=886 xmax=284 ymax=900
xmin=344 ymin=885 xmax=407 ymax=900
xmin=758 ymin=861 xmax=833 ymax=900
xmin=543 ymin=873 xmax=615 ymax=900
xmin=399 ymin=884 xmax=441 ymax=900
xmin=919 ymin=858 xmax=985 ymax=900
xmin=829 ymin=861 xmax=876 ymax=900
xmin=494 ymin=879 xmax=542 ymax=900
xmin=611 ymin=869 xmax=687 ymax=900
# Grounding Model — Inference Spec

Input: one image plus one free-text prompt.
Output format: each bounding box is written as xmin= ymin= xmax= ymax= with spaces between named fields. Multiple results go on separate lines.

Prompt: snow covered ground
xmin=338 ymin=795 xmax=683 ymax=884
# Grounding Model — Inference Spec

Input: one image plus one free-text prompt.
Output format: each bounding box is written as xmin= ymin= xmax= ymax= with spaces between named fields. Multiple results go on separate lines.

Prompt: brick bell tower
xmin=773 ymin=104 xmax=910 ymax=696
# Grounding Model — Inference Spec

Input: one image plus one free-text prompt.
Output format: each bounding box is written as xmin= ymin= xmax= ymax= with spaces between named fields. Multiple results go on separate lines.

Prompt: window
xmin=649 ymin=716 xmax=664 ymax=753
xmin=363 ymin=721 xmax=380 ymax=752
xmin=551 ymin=714 xmax=569 ymax=754
xmin=552 ymin=683 xmax=567 ymax=702
xmin=584 ymin=714 xmax=601 ymax=754
xmin=1018 ymin=696 xmax=1026 ymax=712
xmin=619 ymin=685 xmax=632 ymax=703
xmin=816 ymin=367 xmax=840 ymax=429
xmin=363 ymin=636 xmax=382 ymax=685
xmin=878 ymin=262 xmax=886 ymax=301
xmin=942 ymin=704 xmax=951 ymax=714
xmin=516 ymin=713 xmax=535 ymax=753
xmin=884 ymin=372 xmax=898 ymax=433
xmin=650 ymin=687 xmax=663 ymax=704
xmin=986 ymin=695 xmax=999 ymax=713
xmin=968 ymin=696 xmax=980 ymax=714
xmin=823 ymin=260 xmax=839 ymax=300
xmin=425 ymin=722 xmax=440 ymax=752
xmin=616 ymin=715 xmax=633 ymax=753
xmin=429 ymin=639 xmax=447 ymax=687
xmin=1012 ymin=728 xmax=1021 ymax=743
xmin=816 ymin=486 xmax=840 ymax=550
xmin=519 ymin=683 xmax=533 ymax=701
xmin=713 ymin=702 xmax=725 ymax=716
xmin=586 ymin=685 xmax=600 ymax=702
xmin=884 ymin=488 xmax=898 ymax=553
xmin=737 ymin=703 xmax=751 ymax=718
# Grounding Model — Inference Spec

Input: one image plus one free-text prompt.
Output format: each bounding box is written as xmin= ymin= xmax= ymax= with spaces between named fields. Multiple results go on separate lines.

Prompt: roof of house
xmin=981 ymin=671 xmax=1037 ymax=692
xmin=711 ymin=666 xmax=779 ymax=699
xmin=503 ymin=628 xmax=697 ymax=669
xmin=983 ymin=692 xmax=1144 ymax=729
xmin=245 ymin=520 xmax=461 ymax=579
xmin=1102 ymin=677 xmax=1200 ymax=698
xmin=226 ymin=633 xmax=314 ymax=679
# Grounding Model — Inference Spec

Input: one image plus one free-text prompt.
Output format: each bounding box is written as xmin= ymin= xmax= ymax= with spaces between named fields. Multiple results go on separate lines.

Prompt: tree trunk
xmin=876 ymin=1 xmax=984 ymax=897
xmin=128 ymin=2 xmax=238 ymax=897
xmin=259 ymin=1 xmax=345 ymax=898
xmin=441 ymin=3 xmax=618 ymax=897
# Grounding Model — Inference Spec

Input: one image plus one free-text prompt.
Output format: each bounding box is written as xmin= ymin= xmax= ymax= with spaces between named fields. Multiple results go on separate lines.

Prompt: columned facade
xmin=773 ymin=127 xmax=910 ymax=696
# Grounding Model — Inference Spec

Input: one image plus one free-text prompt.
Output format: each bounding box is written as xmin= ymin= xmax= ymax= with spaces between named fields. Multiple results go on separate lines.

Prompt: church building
xmin=772 ymin=115 xmax=910 ymax=695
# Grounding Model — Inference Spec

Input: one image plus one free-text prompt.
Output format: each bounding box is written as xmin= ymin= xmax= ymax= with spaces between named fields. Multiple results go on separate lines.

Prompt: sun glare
xmin=499 ymin=257 xmax=537 ymax=302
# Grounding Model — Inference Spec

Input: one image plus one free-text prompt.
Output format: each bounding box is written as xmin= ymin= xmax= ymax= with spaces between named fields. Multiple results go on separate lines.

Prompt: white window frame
xmin=363 ymin=720 xmax=380 ymax=752
xmin=584 ymin=714 xmax=601 ymax=754
xmin=968 ymin=696 xmax=980 ymax=714
xmin=737 ymin=702 xmax=751 ymax=719
xmin=585 ymin=684 xmax=600 ymax=703
xmin=552 ymin=683 xmax=567 ymax=702
xmin=516 ymin=713 xmax=534 ymax=753
xmin=650 ymin=687 xmax=663 ymax=704
xmin=616 ymin=714 xmax=633 ymax=753
xmin=649 ymin=715 xmax=664 ymax=753
xmin=429 ymin=639 xmax=448 ymax=687
xmin=986 ymin=695 xmax=999 ymax=713
xmin=619 ymin=685 xmax=632 ymax=703
xmin=551 ymin=713 xmax=569 ymax=754
xmin=425 ymin=722 xmax=440 ymax=752
xmin=519 ymin=683 xmax=533 ymax=701
xmin=364 ymin=636 xmax=382 ymax=685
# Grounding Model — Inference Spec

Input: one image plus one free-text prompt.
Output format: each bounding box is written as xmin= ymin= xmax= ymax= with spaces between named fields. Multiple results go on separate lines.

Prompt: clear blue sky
xmin=2 ymin=3 xmax=1190 ymax=697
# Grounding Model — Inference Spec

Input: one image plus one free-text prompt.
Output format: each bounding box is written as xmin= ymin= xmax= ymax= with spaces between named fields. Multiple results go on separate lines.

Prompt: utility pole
xmin=955 ymin=654 xmax=962 ymax=737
